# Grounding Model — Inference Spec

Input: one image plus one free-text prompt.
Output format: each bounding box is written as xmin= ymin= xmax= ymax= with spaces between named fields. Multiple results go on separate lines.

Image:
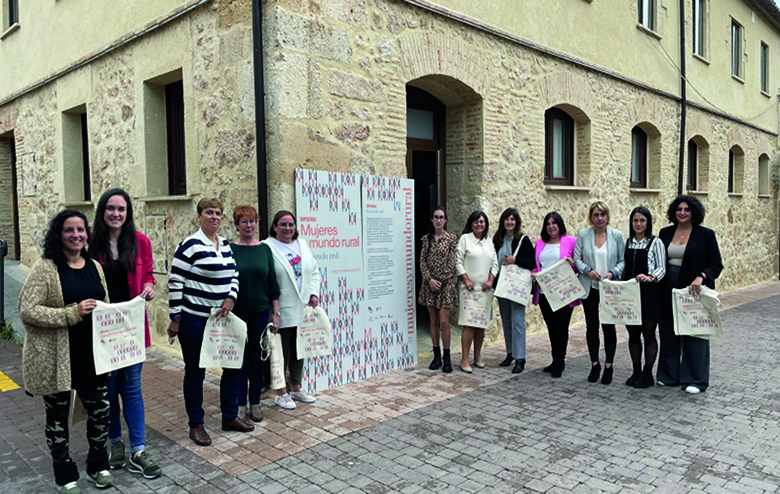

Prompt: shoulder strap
xmin=513 ymin=235 xmax=527 ymax=256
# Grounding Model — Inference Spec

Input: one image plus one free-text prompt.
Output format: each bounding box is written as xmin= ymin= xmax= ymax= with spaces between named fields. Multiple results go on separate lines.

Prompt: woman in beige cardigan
xmin=19 ymin=210 xmax=113 ymax=494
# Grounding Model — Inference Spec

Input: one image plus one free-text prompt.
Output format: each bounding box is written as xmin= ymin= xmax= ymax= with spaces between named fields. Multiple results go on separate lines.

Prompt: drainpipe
xmin=252 ymin=0 xmax=269 ymax=239
xmin=678 ymin=0 xmax=687 ymax=196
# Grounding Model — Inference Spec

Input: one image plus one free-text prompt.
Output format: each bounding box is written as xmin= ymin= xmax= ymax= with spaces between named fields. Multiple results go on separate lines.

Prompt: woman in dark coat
xmin=657 ymin=195 xmax=723 ymax=394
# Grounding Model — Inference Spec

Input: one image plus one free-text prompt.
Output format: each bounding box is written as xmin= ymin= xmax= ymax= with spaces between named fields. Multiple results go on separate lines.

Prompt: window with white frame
xmin=731 ymin=20 xmax=743 ymax=78
xmin=638 ymin=0 xmax=655 ymax=30
xmin=693 ymin=0 xmax=706 ymax=57
xmin=2 ymin=0 xmax=18 ymax=30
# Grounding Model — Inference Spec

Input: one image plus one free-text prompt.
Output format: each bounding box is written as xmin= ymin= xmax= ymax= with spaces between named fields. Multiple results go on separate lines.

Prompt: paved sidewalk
xmin=1 ymin=269 xmax=780 ymax=492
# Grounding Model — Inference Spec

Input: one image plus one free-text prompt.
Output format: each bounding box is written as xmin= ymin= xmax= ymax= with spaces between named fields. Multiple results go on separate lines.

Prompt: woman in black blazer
xmin=657 ymin=195 xmax=723 ymax=394
xmin=492 ymin=208 xmax=535 ymax=374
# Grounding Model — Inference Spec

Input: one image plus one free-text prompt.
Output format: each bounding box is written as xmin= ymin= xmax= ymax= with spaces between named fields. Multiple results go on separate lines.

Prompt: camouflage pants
xmin=43 ymin=386 xmax=110 ymax=486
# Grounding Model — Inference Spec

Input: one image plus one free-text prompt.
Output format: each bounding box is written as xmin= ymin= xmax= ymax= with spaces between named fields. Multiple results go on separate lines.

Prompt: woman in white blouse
xmin=573 ymin=201 xmax=625 ymax=385
xmin=456 ymin=211 xmax=498 ymax=374
xmin=622 ymin=206 xmax=666 ymax=389
xmin=263 ymin=210 xmax=321 ymax=410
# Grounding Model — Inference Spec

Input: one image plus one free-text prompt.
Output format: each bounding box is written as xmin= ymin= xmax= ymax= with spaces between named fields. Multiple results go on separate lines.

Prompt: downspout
xmin=678 ymin=0 xmax=687 ymax=196
xmin=252 ymin=0 xmax=269 ymax=239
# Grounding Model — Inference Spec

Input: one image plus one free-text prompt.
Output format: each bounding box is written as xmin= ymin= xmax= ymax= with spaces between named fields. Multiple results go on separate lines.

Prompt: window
xmin=165 ymin=80 xmax=186 ymax=196
xmin=759 ymin=154 xmax=770 ymax=196
xmin=731 ymin=20 xmax=743 ymax=78
xmin=693 ymin=0 xmax=706 ymax=57
xmin=638 ymin=0 xmax=655 ymax=30
xmin=729 ymin=145 xmax=744 ymax=194
xmin=544 ymin=108 xmax=574 ymax=185
xmin=630 ymin=126 xmax=647 ymax=188
xmin=687 ymin=139 xmax=697 ymax=191
xmin=761 ymin=42 xmax=769 ymax=94
xmin=61 ymin=105 xmax=91 ymax=202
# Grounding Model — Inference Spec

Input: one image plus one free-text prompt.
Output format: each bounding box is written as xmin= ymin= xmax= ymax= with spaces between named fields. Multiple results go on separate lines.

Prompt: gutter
xmin=678 ymin=0 xmax=687 ymax=196
xmin=0 ymin=0 xmax=211 ymax=108
xmin=397 ymin=0 xmax=777 ymax=137
xmin=252 ymin=0 xmax=269 ymax=239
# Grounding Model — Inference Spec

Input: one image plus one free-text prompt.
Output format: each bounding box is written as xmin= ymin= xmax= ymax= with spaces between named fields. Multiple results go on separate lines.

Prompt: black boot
xmin=601 ymin=365 xmax=613 ymax=385
xmin=633 ymin=366 xmax=654 ymax=388
xmin=441 ymin=349 xmax=452 ymax=373
xmin=499 ymin=354 xmax=514 ymax=367
xmin=625 ymin=364 xmax=642 ymax=386
xmin=588 ymin=363 xmax=601 ymax=383
xmin=429 ymin=346 xmax=442 ymax=370
xmin=512 ymin=358 xmax=526 ymax=374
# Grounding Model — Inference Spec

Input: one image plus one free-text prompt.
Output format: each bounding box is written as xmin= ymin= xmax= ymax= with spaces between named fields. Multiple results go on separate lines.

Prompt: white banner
xmin=198 ymin=309 xmax=247 ymax=369
xmin=494 ymin=265 xmax=533 ymax=306
xmin=673 ymin=286 xmax=723 ymax=339
xmin=296 ymin=169 xmax=364 ymax=392
xmin=599 ymin=279 xmax=642 ymax=325
xmin=92 ymin=296 xmax=146 ymax=375
xmin=535 ymin=259 xmax=587 ymax=312
xmin=362 ymin=175 xmax=417 ymax=375
xmin=297 ymin=306 xmax=333 ymax=358
xmin=458 ymin=286 xmax=493 ymax=329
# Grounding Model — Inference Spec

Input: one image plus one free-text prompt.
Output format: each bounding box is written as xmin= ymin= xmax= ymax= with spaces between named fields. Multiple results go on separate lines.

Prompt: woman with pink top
xmin=531 ymin=211 xmax=580 ymax=378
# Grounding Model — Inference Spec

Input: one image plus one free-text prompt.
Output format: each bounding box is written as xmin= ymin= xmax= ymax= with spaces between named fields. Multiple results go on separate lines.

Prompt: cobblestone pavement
xmin=2 ymin=258 xmax=780 ymax=493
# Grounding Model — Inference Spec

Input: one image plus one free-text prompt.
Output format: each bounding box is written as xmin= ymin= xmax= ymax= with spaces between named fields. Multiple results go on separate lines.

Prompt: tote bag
xmin=92 ymin=296 xmax=147 ymax=375
xmin=458 ymin=285 xmax=493 ymax=329
xmin=598 ymin=279 xmax=642 ymax=325
xmin=494 ymin=236 xmax=533 ymax=306
xmin=296 ymin=306 xmax=333 ymax=359
xmin=198 ymin=309 xmax=247 ymax=369
xmin=672 ymin=286 xmax=723 ymax=339
xmin=264 ymin=328 xmax=287 ymax=390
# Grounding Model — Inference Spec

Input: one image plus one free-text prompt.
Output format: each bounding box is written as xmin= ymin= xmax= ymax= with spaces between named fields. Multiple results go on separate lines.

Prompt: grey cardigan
xmin=573 ymin=226 xmax=626 ymax=298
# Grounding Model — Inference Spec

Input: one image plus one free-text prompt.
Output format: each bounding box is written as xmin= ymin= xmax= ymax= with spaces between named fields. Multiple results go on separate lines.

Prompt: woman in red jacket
xmin=91 ymin=189 xmax=161 ymax=479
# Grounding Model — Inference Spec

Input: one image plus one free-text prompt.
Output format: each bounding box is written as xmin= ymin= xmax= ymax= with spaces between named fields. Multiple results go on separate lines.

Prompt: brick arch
xmin=399 ymin=32 xmax=494 ymax=98
xmin=630 ymin=97 xmax=665 ymax=131
xmin=537 ymin=72 xmax=596 ymax=119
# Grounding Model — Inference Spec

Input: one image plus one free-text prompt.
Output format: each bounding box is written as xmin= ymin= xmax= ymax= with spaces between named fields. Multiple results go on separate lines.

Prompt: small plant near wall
xmin=772 ymin=156 xmax=780 ymax=195
xmin=0 ymin=323 xmax=20 ymax=344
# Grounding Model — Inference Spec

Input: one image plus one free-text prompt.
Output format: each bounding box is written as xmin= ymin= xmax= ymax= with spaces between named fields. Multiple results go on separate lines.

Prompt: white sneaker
xmin=275 ymin=394 xmax=297 ymax=410
xmin=685 ymin=386 xmax=701 ymax=394
xmin=290 ymin=391 xmax=316 ymax=403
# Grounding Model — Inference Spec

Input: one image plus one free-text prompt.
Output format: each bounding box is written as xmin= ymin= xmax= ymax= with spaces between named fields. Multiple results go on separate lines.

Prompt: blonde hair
xmin=587 ymin=201 xmax=610 ymax=225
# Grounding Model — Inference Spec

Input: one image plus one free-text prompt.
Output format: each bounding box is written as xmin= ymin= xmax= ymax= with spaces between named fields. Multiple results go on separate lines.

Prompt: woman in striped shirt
xmin=621 ymin=206 xmax=666 ymax=389
xmin=167 ymin=197 xmax=250 ymax=448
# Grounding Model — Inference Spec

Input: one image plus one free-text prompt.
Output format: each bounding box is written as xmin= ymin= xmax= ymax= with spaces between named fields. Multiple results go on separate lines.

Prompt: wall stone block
xmin=328 ymin=70 xmax=385 ymax=102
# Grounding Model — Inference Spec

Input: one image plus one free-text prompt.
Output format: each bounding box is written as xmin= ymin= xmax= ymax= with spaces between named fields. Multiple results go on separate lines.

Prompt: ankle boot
xmin=429 ymin=346 xmax=442 ymax=370
xmin=601 ymin=365 xmax=613 ymax=385
xmin=499 ymin=354 xmax=514 ymax=367
xmin=441 ymin=349 xmax=452 ymax=373
xmin=512 ymin=358 xmax=526 ymax=374
xmin=633 ymin=366 xmax=655 ymax=388
xmin=625 ymin=364 xmax=642 ymax=386
xmin=588 ymin=363 xmax=601 ymax=383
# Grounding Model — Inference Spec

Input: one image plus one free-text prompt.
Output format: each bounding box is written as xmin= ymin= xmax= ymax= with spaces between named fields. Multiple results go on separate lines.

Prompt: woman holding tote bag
xmin=492 ymin=208 xmax=535 ymax=374
xmin=657 ymin=195 xmax=722 ymax=394
xmin=574 ymin=201 xmax=625 ymax=385
xmin=263 ymin=210 xmax=321 ymax=410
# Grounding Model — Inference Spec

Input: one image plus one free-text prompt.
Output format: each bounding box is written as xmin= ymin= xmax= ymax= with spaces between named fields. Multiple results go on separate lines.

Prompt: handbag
xmin=92 ymin=296 xmax=147 ymax=375
xmin=494 ymin=235 xmax=532 ymax=306
xmin=261 ymin=323 xmax=286 ymax=390
xmin=296 ymin=306 xmax=333 ymax=358
xmin=198 ymin=309 xmax=247 ymax=369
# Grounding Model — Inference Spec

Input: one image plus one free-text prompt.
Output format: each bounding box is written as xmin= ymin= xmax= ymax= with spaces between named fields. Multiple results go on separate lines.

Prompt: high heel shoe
xmin=499 ymin=354 xmax=514 ymax=367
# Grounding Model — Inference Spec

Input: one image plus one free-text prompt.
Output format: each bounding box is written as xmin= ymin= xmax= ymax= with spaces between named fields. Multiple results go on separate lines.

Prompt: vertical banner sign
xmin=361 ymin=175 xmax=417 ymax=378
xmin=296 ymin=169 xmax=364 ymax=393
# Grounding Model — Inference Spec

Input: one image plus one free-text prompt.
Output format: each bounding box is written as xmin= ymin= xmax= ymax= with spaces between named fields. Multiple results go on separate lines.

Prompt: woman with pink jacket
xmin=531 ymin=212 xmax=580 ymax=378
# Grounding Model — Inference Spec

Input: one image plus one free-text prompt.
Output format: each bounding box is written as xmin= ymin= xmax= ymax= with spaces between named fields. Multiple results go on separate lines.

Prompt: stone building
xmin=0 ymin=0 xmax=778 ymax=349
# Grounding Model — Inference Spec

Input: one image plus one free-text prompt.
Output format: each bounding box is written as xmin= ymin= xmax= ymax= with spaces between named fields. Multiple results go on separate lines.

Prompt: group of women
xmin=418 ymin=195 xmax=722 ymax=393
xmin=19 ymin=191 xmax=320 ymax=494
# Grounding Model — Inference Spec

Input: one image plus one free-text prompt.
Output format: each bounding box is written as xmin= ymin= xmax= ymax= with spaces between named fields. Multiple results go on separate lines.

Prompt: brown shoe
xmin=189 ymin=425 xmax=212 ymax=447
xmin=221 ymin=417 xmax=255 ymax=433
xmin=249 ymin=404 xmax=263 ymax=422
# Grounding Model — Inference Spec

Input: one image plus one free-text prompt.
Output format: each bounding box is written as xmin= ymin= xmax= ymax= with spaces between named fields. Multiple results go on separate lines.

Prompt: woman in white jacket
xmin=263 ymin=210 xmax=321 ymax=410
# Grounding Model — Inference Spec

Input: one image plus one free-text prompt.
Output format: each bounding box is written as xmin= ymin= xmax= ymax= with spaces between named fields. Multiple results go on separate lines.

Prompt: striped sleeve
xmin=168 ymin=240 xmax=193 ymax=319
xmin=648 ymin=237 xmax=666 ymax=282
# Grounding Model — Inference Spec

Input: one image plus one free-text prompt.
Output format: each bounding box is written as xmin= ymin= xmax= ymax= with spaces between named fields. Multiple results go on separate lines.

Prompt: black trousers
xmin=582 ymin=288 xmax=617 ymax=364
xmin=539 ymin=294 xmax=574 ymax=366
xmin=43 ymin=386 xmax=110 ymax=486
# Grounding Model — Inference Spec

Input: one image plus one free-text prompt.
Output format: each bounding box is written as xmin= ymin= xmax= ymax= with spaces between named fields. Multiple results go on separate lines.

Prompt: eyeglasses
xmin=278 ymin=222 xmax=295 ymax=228
xmin=433 ymin=216 xmax=445 ymax=221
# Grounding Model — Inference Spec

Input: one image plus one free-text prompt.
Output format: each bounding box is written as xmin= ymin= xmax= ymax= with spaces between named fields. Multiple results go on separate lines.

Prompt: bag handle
xmin=512 ymin=235 xmax=527 ymax=257
xmin=259 ymin=322 xmax=276 ymax=361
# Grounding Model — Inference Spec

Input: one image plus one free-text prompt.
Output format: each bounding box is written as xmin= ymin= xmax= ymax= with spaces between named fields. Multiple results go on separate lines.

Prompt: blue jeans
xmin=497 ymin=298 xmax=527 ymax=360
xmin=106 ymin=362 xmax=145 ymax=453
xmin=178 ymin=312 xmax=243 ymax=425
xmin=238 ymin=310 xmax=270 ymax=407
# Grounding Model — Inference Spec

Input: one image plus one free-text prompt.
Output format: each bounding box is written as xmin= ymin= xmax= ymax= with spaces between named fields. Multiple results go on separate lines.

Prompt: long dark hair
xmin=91 ymin=188 xmax=138 ymax=272
xmin=493 ymin=208 xmax=523 ymax=247
xmin=462 ymin=211 xmax=489 ymax=240
xmin=43 ymin=210 xmax=90 ymax=270
xmin=629 ymin=206 xmax=655 ymax=241
xmin=540 ymin=211 xmax=567 ymax=243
